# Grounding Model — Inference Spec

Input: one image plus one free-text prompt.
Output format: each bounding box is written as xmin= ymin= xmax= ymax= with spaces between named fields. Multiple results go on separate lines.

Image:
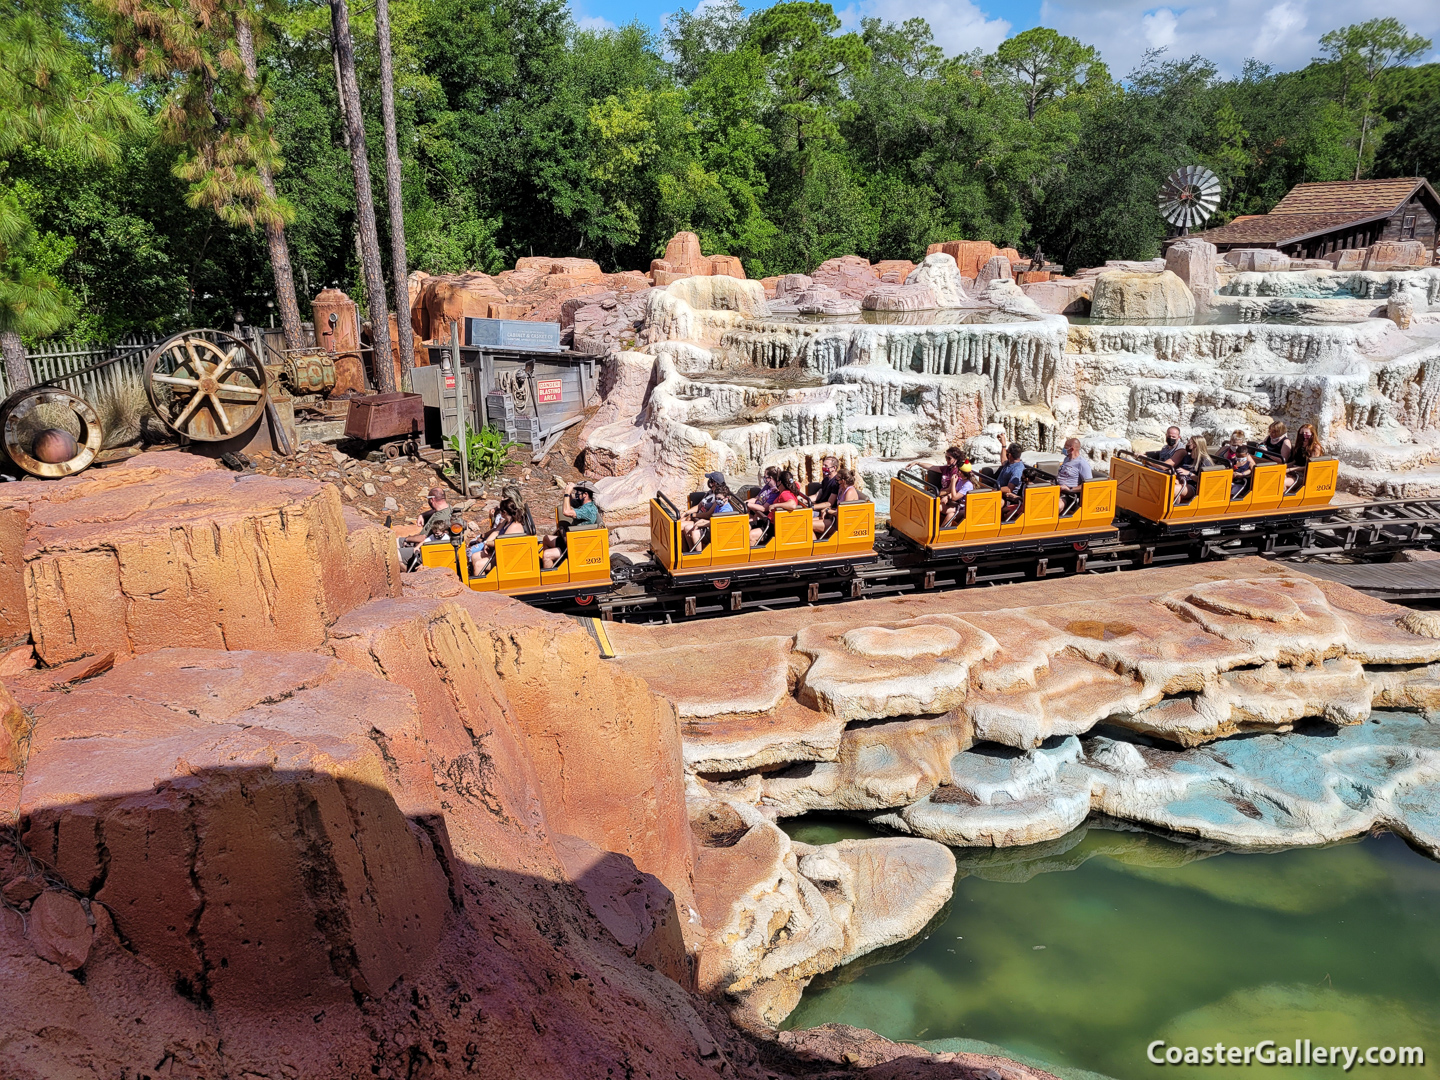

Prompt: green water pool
xmin=781 ymin=817 xmax=1440 ymax=1080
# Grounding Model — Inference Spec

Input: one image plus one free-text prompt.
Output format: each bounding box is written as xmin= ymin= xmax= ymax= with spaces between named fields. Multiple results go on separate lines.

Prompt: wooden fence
xmin=9 ymin=332 xmax=166 ymax=402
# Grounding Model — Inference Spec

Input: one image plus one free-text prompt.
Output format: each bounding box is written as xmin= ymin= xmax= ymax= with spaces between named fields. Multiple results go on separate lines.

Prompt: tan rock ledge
xmin=611 ymin=558 xmax=1440 ymax=859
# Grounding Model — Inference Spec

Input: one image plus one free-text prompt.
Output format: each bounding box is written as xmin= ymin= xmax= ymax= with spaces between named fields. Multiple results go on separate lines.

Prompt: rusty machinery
xmin=3 ymin=297 xmax=374 ymax=479
xmin=143 ymin=330 xmax=270 ymax=442
xmin=0 ymin=386 xmax=104 ymax=478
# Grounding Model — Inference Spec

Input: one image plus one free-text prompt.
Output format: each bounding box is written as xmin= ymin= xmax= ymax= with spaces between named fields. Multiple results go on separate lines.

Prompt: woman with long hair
xmin=470 ymin=496 xmax=528 ymax=578
xmin=1287 ymin=423 xmax=1324 ymax=492
xmin=1174 ymin=435 xmax=1213 ymax=505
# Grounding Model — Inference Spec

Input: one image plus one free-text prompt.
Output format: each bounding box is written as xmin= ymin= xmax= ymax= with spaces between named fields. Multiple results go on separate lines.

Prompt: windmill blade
xmin=1158 ymin=166 xmax=1222 ymax=230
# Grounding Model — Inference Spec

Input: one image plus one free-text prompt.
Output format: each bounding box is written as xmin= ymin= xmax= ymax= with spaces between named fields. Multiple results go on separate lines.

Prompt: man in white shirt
xmin=1057 ymin=437 xmax=1093 ymax=515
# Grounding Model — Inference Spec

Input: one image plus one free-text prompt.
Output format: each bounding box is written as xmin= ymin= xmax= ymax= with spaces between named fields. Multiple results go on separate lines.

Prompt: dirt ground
xmin=242 ymin=407 xmax=596 ymax=532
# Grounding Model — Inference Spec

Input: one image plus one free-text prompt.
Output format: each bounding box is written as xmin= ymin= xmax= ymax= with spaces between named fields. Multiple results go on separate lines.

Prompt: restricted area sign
xmin=537 ymin=378 xmax=563 ymax=404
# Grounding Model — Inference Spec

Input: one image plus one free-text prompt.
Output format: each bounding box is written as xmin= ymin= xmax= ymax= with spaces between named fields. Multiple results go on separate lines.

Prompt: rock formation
xmin=1164 ymin=237 xmax=1220 ymax=311
xmin=974 ymin=255 xmax=1013 ymax=291
xmin=1020 ymin=277 xmax=1092 ymax=314
xmin=650 ymin=231 xmax=748 ymax=285
xmin=812 ymin=256 xmax=888 ymax=300
xmin=0 ymin=463 xmax=973 ymax=1077
xmin=1364 ymin=240 xmax=1429 ymax=271
xmin=797 ymin=285 xmax=864 ymax=315
xmin=905 ymin=253 xmax=972 ymax=308
xmin=409 ymin=261 xmax=651 ymax=341
xmin=861 ymin=284 xmax=937 ymax=312
xmin=926 ymin=240 xmax=1000 ymax=278
xmin=1225 ymin=249 xmax=1292 ymax=273
xmin=1089 ymin=269 xmax=1196 ymax=321
xmin=607 ymin=559 xmax=1440 ymax=860
xmin=564 ymin=289 xmax=651 ymax=354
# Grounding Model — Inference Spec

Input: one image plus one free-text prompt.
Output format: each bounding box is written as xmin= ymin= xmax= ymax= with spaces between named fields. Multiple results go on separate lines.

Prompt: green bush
xmin=447 ymin=423 xmax=520 ymax=482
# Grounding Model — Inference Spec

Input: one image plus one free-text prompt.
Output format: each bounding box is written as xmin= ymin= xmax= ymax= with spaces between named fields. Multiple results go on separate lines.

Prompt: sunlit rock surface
xmin=585 ymin=262 xmax=1440 ymax=512
xmin=610 ymin=559 xmax=1440 ymax=859
xmin=0 ymin=466 xmax=974 ymax=1073
xmin=689 ymin=789 xmax=954 ymax=1028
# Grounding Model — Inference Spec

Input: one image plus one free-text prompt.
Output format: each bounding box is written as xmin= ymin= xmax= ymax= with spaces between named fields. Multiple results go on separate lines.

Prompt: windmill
xmin=1158 ymin=166 xmax=1222 ymax=236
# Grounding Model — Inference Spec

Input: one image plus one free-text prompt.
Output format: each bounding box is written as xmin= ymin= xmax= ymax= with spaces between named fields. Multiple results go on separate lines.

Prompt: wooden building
xmin=1193 ymin=177 xmax=1439 ymax=260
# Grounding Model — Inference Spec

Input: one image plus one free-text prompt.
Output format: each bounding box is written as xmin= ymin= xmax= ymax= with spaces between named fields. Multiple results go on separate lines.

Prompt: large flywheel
xmin=0 ymin=387 xmax=104 ymax=478
xmin=144 ymin=330 xmax=268 ymax=442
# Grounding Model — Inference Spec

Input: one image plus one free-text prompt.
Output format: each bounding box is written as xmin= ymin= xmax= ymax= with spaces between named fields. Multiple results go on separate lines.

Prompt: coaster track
xmin=564 ymin=496 xmax=1440 ymax=623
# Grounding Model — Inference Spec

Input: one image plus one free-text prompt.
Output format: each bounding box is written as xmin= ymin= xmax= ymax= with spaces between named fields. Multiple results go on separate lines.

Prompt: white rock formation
xmin=689 ymin=789 xmax=955 ymax=1027
xmin=585 ymin=265 xmax=1440 ymax=514
xmin=611 ymin=562 xmax=1440 ymax=860
xmin=904 ymin=253 xmax=972 ymax=308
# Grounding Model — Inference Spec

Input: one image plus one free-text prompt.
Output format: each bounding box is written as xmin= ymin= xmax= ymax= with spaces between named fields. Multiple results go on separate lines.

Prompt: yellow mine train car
xmin=888 ymin=464 xmax=1119 ymax=554
xmin=418 ymin=522 xmax=612 ymax=601
xmin=648 ymin=490 xmax=876 ymax=580
xmin=1110 ymin=452 xmax=1336 ymax=529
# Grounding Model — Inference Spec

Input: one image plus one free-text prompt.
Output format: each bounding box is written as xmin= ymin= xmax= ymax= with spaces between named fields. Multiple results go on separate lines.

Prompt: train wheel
xmin=837 ymin=564 xmax=854 ymax=577
xmin=574 ymin=594 xmax=594 ymax=606
xmin=712 ymin=579 xmax=731 ymax=590
xmin=383 ymin=442 xmax=401 ymax=459
xmin=1072 ymin=540 xmax=1089 ymax=552
xmin=960 ymin=554 xmax=977 ymax=564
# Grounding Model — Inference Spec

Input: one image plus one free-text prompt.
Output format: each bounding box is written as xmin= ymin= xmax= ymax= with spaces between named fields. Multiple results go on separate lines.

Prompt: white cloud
xmin=837 ymin=0 xmax=1011 ymax=56
xmin=1141 ymin=8 xmax=1178 ymax=50
xmin=1037 ymin=0 xmax=1440 ymax=77
xmin=575 ymin=12 xmax=619 ymax=32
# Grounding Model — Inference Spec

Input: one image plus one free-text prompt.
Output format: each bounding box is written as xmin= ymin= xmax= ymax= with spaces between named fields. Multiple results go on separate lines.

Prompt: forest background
xmin=2 ymin=0 xmax=1438 ymax=342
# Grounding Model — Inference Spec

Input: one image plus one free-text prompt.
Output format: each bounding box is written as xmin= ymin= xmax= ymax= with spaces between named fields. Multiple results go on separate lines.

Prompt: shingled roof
xmin=1270 ymin=178 xmax=1428 ymax=216
xmin=1195 ymin=212 xmax=1375 ymax=246
xmin=1194 ymin=177 xmax=1437 ymax=247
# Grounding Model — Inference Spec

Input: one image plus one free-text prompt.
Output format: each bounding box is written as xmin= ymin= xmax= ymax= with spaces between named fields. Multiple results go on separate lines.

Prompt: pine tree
xmin=0 ymin=4 xmax=144 ymax=390
xmin=329 ymin=0 xmax=394 ymax=393
xmin=101 ymin=0 xmax=307 ymax=348
xmin=375 ymin=0 xmax=414 ymax=381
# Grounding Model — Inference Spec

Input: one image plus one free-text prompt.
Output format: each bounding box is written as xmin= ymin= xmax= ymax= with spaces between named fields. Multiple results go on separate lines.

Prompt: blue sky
xmin=570 ymin=0 xmax=1440 ymax=79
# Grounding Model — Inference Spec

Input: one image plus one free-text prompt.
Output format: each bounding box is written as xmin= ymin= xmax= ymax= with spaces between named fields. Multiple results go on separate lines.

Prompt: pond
xmin=781 ymin=815 xmax=1440 ymax=1080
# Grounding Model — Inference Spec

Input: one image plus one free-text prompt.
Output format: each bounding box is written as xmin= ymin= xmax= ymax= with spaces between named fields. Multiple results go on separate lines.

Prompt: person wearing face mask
xmin=1146 ymin=427 xmax=1182 ymax=463
xmin=682 ymin=472 xmax=732 ymax=553
xmin=995 ymin=442 xmax=1027 ymax=521
xmin=811 ymin=456 xmax=841 ymax=536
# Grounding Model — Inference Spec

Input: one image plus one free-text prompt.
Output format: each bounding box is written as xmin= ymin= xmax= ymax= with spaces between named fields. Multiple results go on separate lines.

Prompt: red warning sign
xmin=537 ymin=378 xmax=563 ymax=403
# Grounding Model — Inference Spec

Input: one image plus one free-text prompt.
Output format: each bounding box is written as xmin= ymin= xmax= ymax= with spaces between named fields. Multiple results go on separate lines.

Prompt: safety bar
xmin=1114 ymin=449 xmax=1173 ymax=472
xmin=654 ymin=491 xmax=681 ymax=519
xmin=896 ymin=464 xmax=939 ymax=495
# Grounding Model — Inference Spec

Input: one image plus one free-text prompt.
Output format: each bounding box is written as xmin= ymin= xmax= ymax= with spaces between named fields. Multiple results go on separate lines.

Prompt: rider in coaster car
xmin=681 ymin=472 xmax=732 ymax=553
xmin=1057 ymin=437 xmax=1093 ymax=516
xmin=996 ymin=443 xmax=1026 ymax=520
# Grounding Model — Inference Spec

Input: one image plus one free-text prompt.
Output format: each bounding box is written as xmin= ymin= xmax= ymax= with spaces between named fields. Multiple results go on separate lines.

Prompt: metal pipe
xmin=477 ymin=348 xmax=489 ymax=431
xmin=451 ymin=320 xmax=468 ymax=498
